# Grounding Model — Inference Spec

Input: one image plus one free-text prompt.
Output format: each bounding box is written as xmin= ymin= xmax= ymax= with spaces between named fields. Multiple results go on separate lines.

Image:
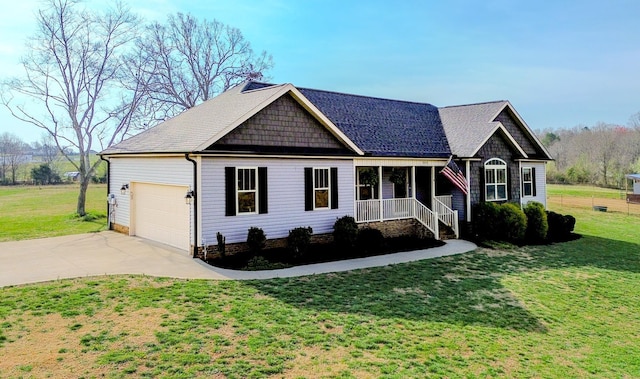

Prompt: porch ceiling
xmin=354 ymin=158 xmax=448 ymax=167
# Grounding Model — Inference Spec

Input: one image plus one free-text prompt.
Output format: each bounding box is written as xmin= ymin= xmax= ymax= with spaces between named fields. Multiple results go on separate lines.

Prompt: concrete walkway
xmin=0 ymin=231 xmax=477 ymax=287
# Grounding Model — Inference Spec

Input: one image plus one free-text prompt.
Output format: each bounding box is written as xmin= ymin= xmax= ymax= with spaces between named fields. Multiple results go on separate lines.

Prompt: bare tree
xmin=629 ymin=111 xmax=640 ymax=129
xmin=0 ymin=132 xmax=28 ymax=184
xmin=1 ymin=0 xmax=143 ymax=215
xmin=134 ymin=13 xmax=273 ymax=121
xmin=32 ymin=134 xmax=60 ymax=167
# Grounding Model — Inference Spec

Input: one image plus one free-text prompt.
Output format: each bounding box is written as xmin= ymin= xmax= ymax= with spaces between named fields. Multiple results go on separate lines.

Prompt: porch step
xmin=438 ymin=222 xmax=457 ymax=240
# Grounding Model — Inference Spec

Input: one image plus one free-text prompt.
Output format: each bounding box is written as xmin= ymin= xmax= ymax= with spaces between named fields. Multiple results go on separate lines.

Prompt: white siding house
xmin=199 ymin=157 xmax=354 ymax=245
xmin=100 ymin=81 xmax=553 ymax=254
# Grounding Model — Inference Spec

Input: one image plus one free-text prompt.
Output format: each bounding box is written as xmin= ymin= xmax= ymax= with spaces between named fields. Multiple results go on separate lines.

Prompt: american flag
xmin=440 ymin=157 xmax=469 ymax=195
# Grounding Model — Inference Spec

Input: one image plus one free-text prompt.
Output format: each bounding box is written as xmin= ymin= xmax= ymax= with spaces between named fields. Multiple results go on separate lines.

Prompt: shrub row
xmin=219 ymin=216 xmax=385 ymax=261
xmin=473 ymin=201 xmax=575 ymax=244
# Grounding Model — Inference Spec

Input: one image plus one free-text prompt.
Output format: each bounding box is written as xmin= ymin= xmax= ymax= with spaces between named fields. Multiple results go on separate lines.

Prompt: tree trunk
xmin=77 ymin=176 xmax=90 ymax=217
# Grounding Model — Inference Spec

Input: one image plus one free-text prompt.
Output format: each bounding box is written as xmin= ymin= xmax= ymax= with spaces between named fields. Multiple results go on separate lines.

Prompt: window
xmin=314 ymin=168 xmax=330 ymax=209
xmin=305 ymin=167 xmax=338 ymax=211
xmin=522 ymin=167 xmax=533 ymax=197
xmin=237 ymin=168 xmax=257 ymax=213
xmin=225 ymin=167 xmax=267 ymax=216
xmin=485 ymin=158 xmax=507 ymax=201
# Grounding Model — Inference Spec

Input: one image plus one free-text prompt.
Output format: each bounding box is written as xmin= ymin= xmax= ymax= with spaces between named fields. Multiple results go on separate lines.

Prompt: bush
xmin=524 ymin=201 xmax=548 ymax=244
xmin=500 ymin=203 xmax=527 ymax=243
xmin=356 ymin=228 xmax=384 ymax=255
xmin=243 ymin=256 xmax=290 ymax=271
xmin=246 ymin=227 xmax=266 ymax=254
xmin=472 ymin=202 xmax=502 ymax=241
xmin=287 ymin=227 xmax=313 ymax=258
xmin=333 ymin=215 xmax=358 ymax=249
xmin=547 ymin=211 xmax=576 ymax=242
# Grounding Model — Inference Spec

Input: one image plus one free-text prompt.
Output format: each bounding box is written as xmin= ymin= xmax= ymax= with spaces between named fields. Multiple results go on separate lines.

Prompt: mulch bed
xmin=206 ymin=236 xmax=445 ymax=271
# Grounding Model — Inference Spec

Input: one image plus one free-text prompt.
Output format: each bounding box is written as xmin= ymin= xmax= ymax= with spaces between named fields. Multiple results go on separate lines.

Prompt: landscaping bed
xmin=205 ymin=236 xmax=445 ymax=270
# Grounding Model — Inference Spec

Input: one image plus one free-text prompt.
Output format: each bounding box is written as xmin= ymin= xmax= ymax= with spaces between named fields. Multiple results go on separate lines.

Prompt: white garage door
xmin=131 ymin=183 xmax=190 ymax=250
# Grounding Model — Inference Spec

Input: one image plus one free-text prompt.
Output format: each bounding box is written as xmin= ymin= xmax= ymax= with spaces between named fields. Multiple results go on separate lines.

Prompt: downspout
xmin=185 ymin=154 xmax=198 ymax=257
xmin=99 ymin=155 xmax=111 ymax=229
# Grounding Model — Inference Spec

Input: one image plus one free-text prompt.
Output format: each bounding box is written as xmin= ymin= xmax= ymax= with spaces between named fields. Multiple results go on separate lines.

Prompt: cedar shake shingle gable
xmin=101 ymin=83 xmax=290 ymax=154
xmin=439 ymin=101 xmax=552 ymax=160
xmin=298 ymin=88 xmax=451 ymax=158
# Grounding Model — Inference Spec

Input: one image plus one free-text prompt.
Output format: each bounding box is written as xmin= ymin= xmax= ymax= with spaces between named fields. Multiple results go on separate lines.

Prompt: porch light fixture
xmin=120 ymin=184 xmax=129 ymax=195
xmin=185 ymin=190 xmax=194 ymax=205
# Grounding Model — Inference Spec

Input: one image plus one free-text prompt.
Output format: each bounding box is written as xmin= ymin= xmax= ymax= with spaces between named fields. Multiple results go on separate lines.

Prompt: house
xmin=626 ymin=174 xmax=640 ymax=203
xmin=64 ymin=171 xmax=80 ymax=181
xmin=99 ymin=82 xmax=553 ymax=254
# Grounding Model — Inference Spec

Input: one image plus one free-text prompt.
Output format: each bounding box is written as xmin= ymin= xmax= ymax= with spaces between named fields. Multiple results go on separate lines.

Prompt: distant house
xmin=64 ymin=171 xmax=80 ymax=181
xmin=626 ymin=174 xmax=640 ymax=203
xmin=100 ymin=82 xmax=552 ymax=254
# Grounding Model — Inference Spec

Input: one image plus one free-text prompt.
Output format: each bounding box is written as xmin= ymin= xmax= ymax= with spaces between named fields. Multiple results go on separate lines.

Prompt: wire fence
xmin=547 ymin=195 xmax=640 ymax=217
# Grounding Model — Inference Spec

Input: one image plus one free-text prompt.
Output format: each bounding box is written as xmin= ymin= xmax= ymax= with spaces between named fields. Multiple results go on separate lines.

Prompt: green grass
xmin=1 ymin=201 xmax=639 ymax=377
xmin=548 ymin=183 xmax=628 ymax=200
xmin=0 ymin=184 xmax=107 ymax=241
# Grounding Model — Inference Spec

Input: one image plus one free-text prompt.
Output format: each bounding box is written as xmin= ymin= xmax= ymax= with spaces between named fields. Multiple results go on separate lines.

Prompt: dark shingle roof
xmin=297 ymin=88 xmax=451 ymax=158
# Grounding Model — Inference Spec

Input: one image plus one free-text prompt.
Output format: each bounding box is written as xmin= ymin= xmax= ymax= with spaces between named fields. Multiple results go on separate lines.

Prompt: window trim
xmin=236 ymin=167 xmax=258 ymax=215
xmin=522 ymin=166 xmax=534 ymax=197
xmin=484 ymin=158 xmax=508 ymax=202
xmin=313 ymin=167 xmax=331 ymax=210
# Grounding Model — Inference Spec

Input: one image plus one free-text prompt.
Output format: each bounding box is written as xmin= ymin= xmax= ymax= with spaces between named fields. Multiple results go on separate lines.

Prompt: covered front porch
xmin=353 ymin=160 xmax=461 ymax=239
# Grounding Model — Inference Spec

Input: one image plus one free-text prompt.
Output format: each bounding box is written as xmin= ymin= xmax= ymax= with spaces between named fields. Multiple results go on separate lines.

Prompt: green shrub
xmin=500 ymin=203 xmax=527 ymax=243
xmin=356 ymin=228 xmax=384 ymax=255
xmin=287 ymin=227 xmax=313 ymax=258
xmin=246 ymin=227 xmax=266 ymax=254
xmin=243 ymin=256 xmax=290 ymax=271
xmin=472 ymin=202 xmax=502 ymax=241
xmin=547 ymin=211 xmax=576 ymax=242
xmin=524 ymin=201 xmax=548 ymax=244
xmin=333 ymin=215 xmax=358 ymax=249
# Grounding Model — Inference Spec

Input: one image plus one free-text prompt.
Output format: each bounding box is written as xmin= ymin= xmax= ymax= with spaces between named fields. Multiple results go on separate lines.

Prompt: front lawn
xmin=0 ymin=184 xmax=107 ymax=241
xmin=1 ymin=202 xmax=639 ymax=377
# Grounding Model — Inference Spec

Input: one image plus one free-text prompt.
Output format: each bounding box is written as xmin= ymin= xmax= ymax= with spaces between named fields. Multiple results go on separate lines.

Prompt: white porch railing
xmin=435 ymin=195 xmax=452 ymax=209
xmin=433 ymin=196 xmax=459 ymax=238
xmin=355 ymin=198 xmax=440 ymax=239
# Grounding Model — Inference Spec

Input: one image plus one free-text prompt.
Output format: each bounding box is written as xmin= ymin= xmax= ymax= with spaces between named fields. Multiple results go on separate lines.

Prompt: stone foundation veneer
xmin=111 ymin=223 xmax=130 ymax=235
xmin=193 ymin=219 xmax=432 ymax=259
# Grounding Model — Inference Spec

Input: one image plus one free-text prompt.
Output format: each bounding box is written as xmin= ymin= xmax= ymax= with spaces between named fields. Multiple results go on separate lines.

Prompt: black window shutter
xmin=225 ymin=167 xmax=236 ymax=216
xmin=479 ymin=166 xmax=485 ymax=202
xmin=531 ymin=167 xmax=537 ymax=197
xmin=304 ymin=167 xmax=313 ymax=211
xmin=330 ymin=167 xmax=339 ymax=209
xmin=506 ymin=165 xmax=512 ymax=201
xmin=258 ymin=167 xmax=268 ymax=214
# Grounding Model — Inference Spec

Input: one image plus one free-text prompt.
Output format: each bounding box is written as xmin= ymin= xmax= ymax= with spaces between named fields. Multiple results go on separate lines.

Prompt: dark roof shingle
xmin=298 ymin=88 xmax=451 ymax=158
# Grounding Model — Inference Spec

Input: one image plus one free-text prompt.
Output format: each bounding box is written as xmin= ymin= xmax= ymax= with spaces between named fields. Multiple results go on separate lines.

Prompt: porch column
xmin=466 ymin=160 xmax=471 ymax=223
xmin=378 ymin=166 xmax=383 ymax=221
xmin=411 ymin=166 xmax=416 ymax=217
xmin=431 ymin=166 xmax=436 ymax=203
xmin=411 ymin=166 xmax=416 ymax=199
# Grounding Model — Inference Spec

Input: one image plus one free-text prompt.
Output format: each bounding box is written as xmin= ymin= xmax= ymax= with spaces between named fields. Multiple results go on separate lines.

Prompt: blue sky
xmin=1 ymin=0 xmax=639 ymax=143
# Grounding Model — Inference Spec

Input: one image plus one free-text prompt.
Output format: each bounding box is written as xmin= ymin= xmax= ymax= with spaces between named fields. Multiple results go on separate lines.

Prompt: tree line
xmin=1 ymin=0 xmax=272 ymax=215
xmin=539 ymin=113 xmax=640 ymax=188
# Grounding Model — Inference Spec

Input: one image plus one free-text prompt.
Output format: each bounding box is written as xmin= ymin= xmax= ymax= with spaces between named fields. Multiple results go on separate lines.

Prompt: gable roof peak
xmin=240 ymin=81 xmax=282 ymax=92
xmin=440 ymin=100 xmax=508 ymax=109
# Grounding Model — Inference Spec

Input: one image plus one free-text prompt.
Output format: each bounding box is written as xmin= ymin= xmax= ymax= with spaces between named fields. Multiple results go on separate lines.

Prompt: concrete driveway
xmin=0 ymin=231 xmax=477 ymax=287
